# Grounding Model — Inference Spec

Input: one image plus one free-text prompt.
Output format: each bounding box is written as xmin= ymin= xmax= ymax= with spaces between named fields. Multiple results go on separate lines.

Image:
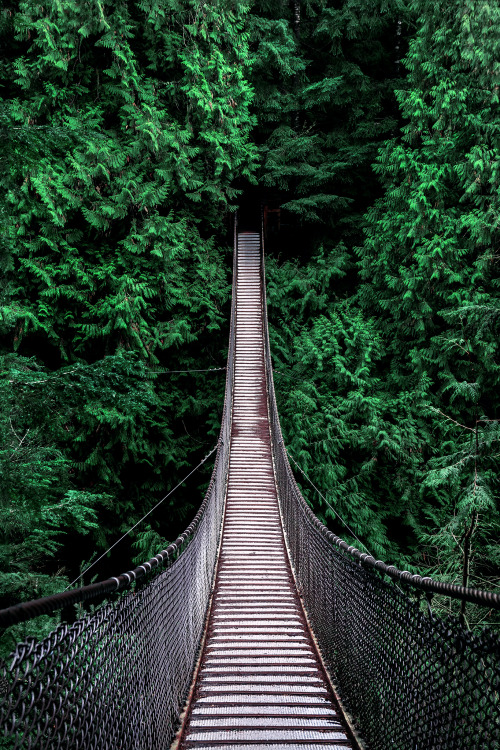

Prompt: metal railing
xmin=260 ymin=217 xmax=500 ymax=750
xmin=0 ymin=220 xmax=238 ymax=750
xmin=1 ymin=214 xmax=499 ymax=750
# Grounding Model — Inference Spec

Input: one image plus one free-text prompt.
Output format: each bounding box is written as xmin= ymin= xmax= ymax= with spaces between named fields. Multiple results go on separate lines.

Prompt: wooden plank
xmin=176 ymin=233 xmax=354 ymax=750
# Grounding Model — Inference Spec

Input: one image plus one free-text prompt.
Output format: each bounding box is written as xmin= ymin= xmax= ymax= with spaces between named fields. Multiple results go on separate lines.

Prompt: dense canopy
xmin=0 ymin=0 xmax=498 ymax=650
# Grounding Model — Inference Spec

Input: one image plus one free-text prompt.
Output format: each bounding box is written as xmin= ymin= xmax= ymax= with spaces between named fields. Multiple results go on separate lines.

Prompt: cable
xmin=9 ymin=366 xmax=226 ymax=385
xmin=286 ymin=447 xmax=408 ymax=597
xmin=156 ymin=367 xmax=226 ymax=374
xmin=286 ymin=447 xmax=373 ymax=557
xmin=65 ymin=443 xmax=218 ymax=590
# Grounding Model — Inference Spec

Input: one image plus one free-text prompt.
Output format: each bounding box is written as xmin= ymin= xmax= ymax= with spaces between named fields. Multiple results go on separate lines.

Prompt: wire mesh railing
xmin=2 ymin=214 xmax=500 ymax=750
xmin=260 ymin=220 xmax=500 ymax=750
xmin=0 ymin=222 xmax=238 ymax=750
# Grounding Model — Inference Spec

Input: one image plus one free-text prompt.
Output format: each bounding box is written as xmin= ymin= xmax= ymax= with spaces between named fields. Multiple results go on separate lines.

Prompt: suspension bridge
xmin=1 ymin=220 xmax=499 ymax=750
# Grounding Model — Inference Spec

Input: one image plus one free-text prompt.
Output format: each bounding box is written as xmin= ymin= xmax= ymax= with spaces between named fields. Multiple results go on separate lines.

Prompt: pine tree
xmin=0 ymin=0 xmax=257 ymax=598
xmin=358 ymin=0 xmax=500 ymax=609
xmin=250 ymin=0 xmax=408 ymax=246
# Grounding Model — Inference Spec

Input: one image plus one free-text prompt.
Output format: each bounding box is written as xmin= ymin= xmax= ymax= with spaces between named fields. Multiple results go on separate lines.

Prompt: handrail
xmin=0 ymin=485 xmax=215 ymax=627
xmin=0 ymin=217 xmax=239 ymax=629
xmin=259 ymin=208 xmax=500 ymax=611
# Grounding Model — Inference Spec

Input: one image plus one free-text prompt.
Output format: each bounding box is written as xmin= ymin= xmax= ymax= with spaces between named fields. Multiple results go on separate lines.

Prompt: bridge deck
xmin=176 ymin=233 xmax=354 ymax=750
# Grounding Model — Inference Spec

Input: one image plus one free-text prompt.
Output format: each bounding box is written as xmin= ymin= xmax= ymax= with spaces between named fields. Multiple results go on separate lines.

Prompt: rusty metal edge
xmin=269 ymin=438 xmax=367 ymax=750
xmin=170 ymin=220 xmax=238 ymax=750
xmin=170 ymin=396 xmax=232 ymax=750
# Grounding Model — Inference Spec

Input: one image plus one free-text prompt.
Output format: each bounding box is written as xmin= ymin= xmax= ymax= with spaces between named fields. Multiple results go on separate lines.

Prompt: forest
xmin=0 ymin=0 xmax=499 ymax=652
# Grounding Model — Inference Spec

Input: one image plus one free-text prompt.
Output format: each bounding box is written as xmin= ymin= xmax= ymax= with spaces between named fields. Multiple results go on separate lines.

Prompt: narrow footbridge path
xmin=177 ymin=233 xmax=354 ymax=749
xmin=1 ymin=221 xmax=499 ymax=750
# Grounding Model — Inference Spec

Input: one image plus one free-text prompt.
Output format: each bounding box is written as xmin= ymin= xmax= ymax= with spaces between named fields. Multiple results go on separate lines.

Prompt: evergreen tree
xmin=0 ymin=0 xmax=256 ymax=609
xmin=266 ymin=249 xmax=423 ymax=561
xmin=358 ymin=0 xmax=500 ymax=613
xmin=259 ymin=0 xmax=420 ymax=560
xmin=250 ymin=0 xmax=408 ymax=249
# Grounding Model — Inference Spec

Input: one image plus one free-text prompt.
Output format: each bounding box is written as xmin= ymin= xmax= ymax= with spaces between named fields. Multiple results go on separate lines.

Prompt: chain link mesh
xmin=1 ymin=517 xmax=220 ymax=749
xmin=0 ymin=231 xmax=237 ymax=750
xmin=261 ymin=227 xmax=500 ymax=750
xmin=2 ymin=221 xmax=499 ymax=750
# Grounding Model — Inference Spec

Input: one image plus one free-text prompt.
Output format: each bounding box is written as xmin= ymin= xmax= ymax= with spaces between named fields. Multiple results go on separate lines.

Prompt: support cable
xmin=286 ymin=446 xmax=409 ymax=596
xmin=156 ymin=367 xmax=226 ymax=374
xmin=286 ymin=447 xmax=372 ymax=556
xmin=65 ymin=443 xmax=218 ymax=590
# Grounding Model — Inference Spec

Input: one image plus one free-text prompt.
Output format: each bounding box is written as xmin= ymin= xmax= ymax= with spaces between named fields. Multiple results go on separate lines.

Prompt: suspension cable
xmin=156 ymin=367 xmax=226 ymax=374
xmin=286 ymin=447 xmax=373 ymax=556
xmin=65 ymin=443 xmax=218 ymax=590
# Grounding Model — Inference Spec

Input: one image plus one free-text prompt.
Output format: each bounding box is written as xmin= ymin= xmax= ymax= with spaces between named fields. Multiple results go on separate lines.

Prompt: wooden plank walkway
xmin=176 ymin=233 xmax=354 ymax=750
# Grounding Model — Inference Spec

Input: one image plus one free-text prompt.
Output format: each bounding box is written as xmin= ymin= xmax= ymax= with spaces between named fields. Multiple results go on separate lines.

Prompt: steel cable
xmin=0 ymin=223 xmax=238 ymax=750
xmin=260 ymin=214 xmax=500 ymax=750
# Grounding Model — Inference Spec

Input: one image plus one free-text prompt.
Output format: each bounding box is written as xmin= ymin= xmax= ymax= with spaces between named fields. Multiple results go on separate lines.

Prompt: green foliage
xmin=1 ymin=0 xmax=499 ymax=640
xmin=0 ymin=355 xmax=103 ymax=594
xmin=250 ymin=0 xmax=408 ymax=242
xmin=267 ymin=249 xmax=426 ymax=561
xmin=0 ymin=0 xmax=256 ymax=638
xmin=355 ymin=0 xmax=500 ymax=616
xmin=131 ymin=524 xmax=169 ymax=565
